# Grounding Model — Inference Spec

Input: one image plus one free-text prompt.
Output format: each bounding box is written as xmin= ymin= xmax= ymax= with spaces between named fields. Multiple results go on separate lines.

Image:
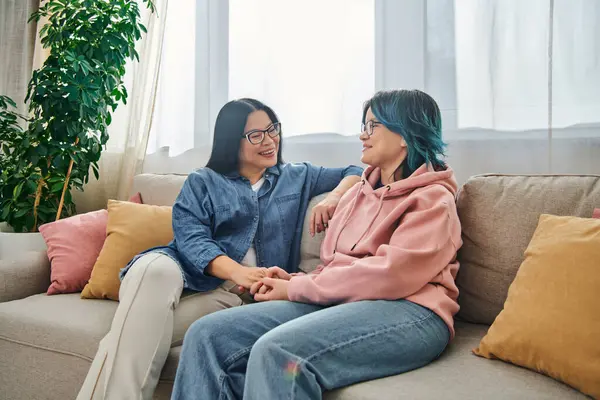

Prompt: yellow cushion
xmin=81 ymin=200 xmax=173 ymax=301
xmin=473 ymin=214 xmax=600 ymax=398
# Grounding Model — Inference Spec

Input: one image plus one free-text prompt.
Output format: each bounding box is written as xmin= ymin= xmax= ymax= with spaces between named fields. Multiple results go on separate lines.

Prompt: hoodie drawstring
xmin=350 ymin=185 xmax=390 ymax=251
xmin=333 ymin=181 xmax=364 ymax=253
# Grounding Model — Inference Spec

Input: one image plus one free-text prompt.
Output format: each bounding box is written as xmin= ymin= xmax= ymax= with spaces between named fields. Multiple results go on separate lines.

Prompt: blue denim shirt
xmin=121 ymin=163 xmax=363 ymax=292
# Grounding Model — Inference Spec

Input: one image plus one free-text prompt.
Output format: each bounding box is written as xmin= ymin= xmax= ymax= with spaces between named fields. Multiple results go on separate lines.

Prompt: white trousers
xmin=77 ymin=253 xmax=241 ymax=400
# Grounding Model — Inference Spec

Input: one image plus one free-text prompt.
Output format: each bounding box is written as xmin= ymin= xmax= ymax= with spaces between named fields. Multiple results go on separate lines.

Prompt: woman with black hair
xmin=77 ymin=98 xmax=362 ymax=400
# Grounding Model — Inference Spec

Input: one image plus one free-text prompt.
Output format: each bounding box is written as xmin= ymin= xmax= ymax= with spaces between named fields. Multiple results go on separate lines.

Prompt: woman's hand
xmin=254 ymin=277 xmax=290 ymax=302
xmin=229 ymin=266 xmax=267 ymax=289
xmin=310 ymin=193 xmax=341 ymax=236
xmin=265 ymin=266 xmax=292 ymax=280
xmin=244 ymin=266 xmax=291 ymax=294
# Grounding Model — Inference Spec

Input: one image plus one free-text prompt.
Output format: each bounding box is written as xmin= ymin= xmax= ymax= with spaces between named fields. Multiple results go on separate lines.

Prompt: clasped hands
xmin=231 ymin=266 xmax=292 ymax=302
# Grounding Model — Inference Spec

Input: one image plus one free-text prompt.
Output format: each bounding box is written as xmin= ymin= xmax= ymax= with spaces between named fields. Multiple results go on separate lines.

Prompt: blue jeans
xmin=171 ymin=299 xmax=450 ymax=400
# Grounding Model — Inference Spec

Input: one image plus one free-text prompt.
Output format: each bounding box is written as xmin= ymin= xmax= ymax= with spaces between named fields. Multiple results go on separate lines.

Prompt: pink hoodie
xmin=288 ymin=164 xmax=462 ymax=337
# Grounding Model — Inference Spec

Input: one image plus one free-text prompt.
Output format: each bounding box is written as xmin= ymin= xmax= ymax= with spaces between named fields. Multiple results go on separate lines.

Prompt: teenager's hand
xmin=310 ymin=193 xmax=341 ymax=236
xmin=254 ymin=277 xmax=290 ymax=302
xmin=245 ymin=266 xmax=291 ymax=294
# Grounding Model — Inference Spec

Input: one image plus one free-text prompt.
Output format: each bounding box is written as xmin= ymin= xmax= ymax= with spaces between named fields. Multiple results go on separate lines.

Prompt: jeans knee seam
xmin=216 ymin=346 xmax=253 ymax=399
xmin=288 ymin=311 xmax=439 ymax=399
xmin=305 ymin=310 xmax=437 ymax=364
xmin=223 ymin=346 xmax=253 ymax=368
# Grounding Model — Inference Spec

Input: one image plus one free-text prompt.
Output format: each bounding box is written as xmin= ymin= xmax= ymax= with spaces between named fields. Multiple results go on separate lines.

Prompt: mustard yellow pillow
xmin=81 ymin=200 xmax=173 ymax=301
xmin=474 ymin=214 xmax=600 ymax=398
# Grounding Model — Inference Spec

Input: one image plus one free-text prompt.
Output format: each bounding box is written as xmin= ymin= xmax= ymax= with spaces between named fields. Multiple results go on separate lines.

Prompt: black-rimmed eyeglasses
xmin=243 ymin=122 xmax=281 ymax=145
xmin=361 ymin=120 xmax=382 ymax=136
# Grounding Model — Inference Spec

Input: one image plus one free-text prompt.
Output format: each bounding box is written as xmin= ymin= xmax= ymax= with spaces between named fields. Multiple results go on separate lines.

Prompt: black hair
xmin=205 ymin=98 xmax=283 ymax=174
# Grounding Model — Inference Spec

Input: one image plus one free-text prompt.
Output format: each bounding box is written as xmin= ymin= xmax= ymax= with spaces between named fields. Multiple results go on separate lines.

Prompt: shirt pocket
xmin=274 ymin=193 xmax=301 ymax=244
xmin=213 ymin=204 xmax=232 ymax=229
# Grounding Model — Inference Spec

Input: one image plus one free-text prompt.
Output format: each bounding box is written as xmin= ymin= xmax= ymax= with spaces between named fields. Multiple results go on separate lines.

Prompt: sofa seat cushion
xmin=325 ymin=321 xmax=587 ymax=400
xmin=0 ymin=289 xmax=242 ymax=361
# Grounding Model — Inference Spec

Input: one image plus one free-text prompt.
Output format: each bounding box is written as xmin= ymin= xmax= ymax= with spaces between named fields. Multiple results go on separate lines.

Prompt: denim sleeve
xmin=172 ymin=173 xmax=226 ymax=274
xmin=307 ymin=163 xmax=363 ymax=198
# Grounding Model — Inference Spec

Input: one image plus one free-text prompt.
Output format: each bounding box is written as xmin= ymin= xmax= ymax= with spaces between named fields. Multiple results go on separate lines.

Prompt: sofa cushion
xmin=324 ymin=321 xmax=587 ymax=400
xmin=0 ymin=289 xmax=242 ymax=361
xmin=0 ymin=251 xmax=50 ymax=302
xmin=456 ymin=174 xmax=600 ymax=324
xmin=40 ymin=210 xmax=110 ymax=295
xmin=0 ymin=329 xmax=178 ymax=400
xmin=131 ymin=173 xmax=187 ymax=207
xmin=81 ymin=201 xmax=173 ymax=301
xmin=39 ymin=193 xmax=143 ymax=296
xmin=474 ymin=214 xmax=600 ymax=398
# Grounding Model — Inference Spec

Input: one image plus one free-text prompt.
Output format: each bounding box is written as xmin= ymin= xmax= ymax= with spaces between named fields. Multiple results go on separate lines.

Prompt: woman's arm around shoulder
xmin=301 ymin=162 xmax=363 ymax=198
xmin=296 ymin=162 xmax=363 ymax=234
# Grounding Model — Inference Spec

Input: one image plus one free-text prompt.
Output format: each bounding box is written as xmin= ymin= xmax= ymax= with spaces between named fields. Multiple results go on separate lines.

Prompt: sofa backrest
xmin=456 ymin=174 xmax=600 ymax=325
xmin=131 ymin=173 xmax=187 ymax=207
xmin=132 ymin=173 xmax=600 ymax=326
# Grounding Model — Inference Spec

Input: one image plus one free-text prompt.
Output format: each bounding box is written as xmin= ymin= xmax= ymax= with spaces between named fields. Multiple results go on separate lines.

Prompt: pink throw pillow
xmin=129 ymin=192 xmax=143 ymax=204
xmin=593 ymin=208 xmax=600 ymax=219
xmin=39 ymin=193 xmax=143 ymax=295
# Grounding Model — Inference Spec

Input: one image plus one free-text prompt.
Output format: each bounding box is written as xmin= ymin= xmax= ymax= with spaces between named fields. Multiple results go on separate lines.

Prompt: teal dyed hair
xmin=363 ymin=89 xmax=447 ymax=179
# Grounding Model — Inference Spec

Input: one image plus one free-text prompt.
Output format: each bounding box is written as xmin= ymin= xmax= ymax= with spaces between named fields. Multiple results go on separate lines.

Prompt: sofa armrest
xmin=0 ymin=251 xmax=50 ymax=302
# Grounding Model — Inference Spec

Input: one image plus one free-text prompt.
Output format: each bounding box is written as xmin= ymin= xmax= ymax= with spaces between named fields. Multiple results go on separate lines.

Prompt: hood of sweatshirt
xmin=331 ymin=164 xmax=458 ymax=252
xmin=362 ymin=164 xmax=457 ymax=198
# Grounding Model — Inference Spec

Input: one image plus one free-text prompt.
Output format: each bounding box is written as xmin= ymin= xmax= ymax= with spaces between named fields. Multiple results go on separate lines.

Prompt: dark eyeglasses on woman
xmin=361 ymin=120 xmax=382 ymax=137
xmin=243 ymin=122 xmax=282 ymax=145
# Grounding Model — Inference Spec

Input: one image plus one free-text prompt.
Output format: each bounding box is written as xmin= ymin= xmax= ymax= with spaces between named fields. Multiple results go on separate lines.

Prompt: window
xmin=146 ymin=0 xmax=196 ymax=156
xmin=145 ymin=0 xmax=600 ymax=184
xmin=229 ymin=0 xmax=375 ymax=136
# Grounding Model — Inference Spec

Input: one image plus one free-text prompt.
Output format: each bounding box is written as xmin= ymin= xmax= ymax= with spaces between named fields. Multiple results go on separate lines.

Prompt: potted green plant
xmin=0 ymin=0 xmax=155 ymax=254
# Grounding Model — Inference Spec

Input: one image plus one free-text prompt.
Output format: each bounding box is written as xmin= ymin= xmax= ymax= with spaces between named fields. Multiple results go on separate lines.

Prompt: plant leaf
xmin=13 ymin=181 xmax=24 ymax=199
xmin=14 ymin=208 xmax=29 ymax=218
xmin=92 ymin=164 xmax=99 ymax=180
xmin=26 ymin=180 xmax=38 ymax=193
xmin=51 ymin=182 xmax=64 ymax=193
xmin=1 ymin=203 xmax=11 ymax=220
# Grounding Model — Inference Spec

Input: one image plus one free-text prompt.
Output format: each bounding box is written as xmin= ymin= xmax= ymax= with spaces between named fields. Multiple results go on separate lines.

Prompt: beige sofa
xmin=1 ymin=173 xmax=597 ymax=400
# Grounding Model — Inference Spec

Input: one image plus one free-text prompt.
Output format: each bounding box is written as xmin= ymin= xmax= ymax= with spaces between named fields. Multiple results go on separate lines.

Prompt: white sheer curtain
xmin=147 ymin=0 xmax=227 ymax=156
xmin=0 ymin=0 xmax=44 ymax=116
xmin=146 ymin=0 xmax=371 ymax=158
xmin=146 ymin=0 xmax=195 ymax=156
xmin=455 ymin=0 xmax=600 ymax=131
xmin=229 ymin=0 xmax=374 ymax=136
xmin=418 ymin=0 xmax=600 ymax=181
xmin=144 ymin=0 xmax=600 ymax=184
